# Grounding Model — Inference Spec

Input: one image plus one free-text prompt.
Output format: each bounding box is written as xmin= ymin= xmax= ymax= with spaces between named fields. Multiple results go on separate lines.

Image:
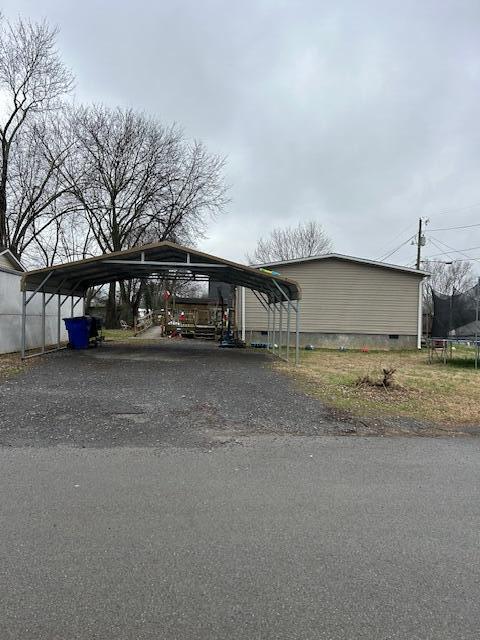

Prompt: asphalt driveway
xmin=0 ymin=340 xmax=353 ymax=448
xmin=1 ymin=340 xmax=479 ymax=639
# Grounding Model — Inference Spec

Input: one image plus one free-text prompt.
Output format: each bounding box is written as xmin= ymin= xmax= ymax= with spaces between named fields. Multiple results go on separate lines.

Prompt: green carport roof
xmin=21 ymin=241 xmax=301 ymax=303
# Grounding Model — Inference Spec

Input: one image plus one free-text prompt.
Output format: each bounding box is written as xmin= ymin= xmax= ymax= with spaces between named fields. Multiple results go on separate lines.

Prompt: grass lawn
xmin=103 ymin=328 xmax=136 ymax=341
xmin=279 ymin=347 xmax=480 ymax=425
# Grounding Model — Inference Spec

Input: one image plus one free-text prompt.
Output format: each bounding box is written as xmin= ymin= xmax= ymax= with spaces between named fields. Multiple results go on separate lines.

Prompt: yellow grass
xmin=279 ymin=348 xmax=480 ymax=425
xmin=103 ymin=328 xmax=136 ymax=341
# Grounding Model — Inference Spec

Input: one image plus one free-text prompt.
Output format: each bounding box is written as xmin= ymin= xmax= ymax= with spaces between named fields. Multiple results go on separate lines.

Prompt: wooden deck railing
xmin=133 ymin=310 xmax=155 ymax=336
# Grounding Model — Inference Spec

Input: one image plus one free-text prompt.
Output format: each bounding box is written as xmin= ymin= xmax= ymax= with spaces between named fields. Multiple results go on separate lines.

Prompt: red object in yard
xmin=179 ymin=312 xmax=186 ymax=322
xmin=361 ymin=347 xmax=369 ymax=353
xmin=162 ymin=290 xmax=171 ymax=300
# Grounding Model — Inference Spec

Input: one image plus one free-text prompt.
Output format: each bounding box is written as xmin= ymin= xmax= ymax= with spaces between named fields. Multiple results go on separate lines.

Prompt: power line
xmin=428 ymin=235 xmax=480 ymax=262
xmin=379 ymin=199 xmax=480 ymax=253
xmin=428 ymin=222 xmax=480 ymax=232
xmin=428 ymin=257 xmax=480 ymax=262
xmin=378 ymin=234 xmax=415 ymax=262
xmin=423 ymin=245 xmax=480 ymax=259
xmin=375 ymin=222 xmax=416 ymax=260
xmin=377 ymin=202 xmax=480 ymax=262
xmin=427 ymin=200 xmax=480 ymax=217
xmin=428 ymin=237 xmax=450 ymax=257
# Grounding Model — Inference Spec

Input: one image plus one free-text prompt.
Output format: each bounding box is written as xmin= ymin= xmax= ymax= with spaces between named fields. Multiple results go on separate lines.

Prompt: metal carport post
xmin=244 ymin=286 xmax=300 ymax=364
xmin=251 ymin=290 xmax=272 ymax=352
xmin=271 ymin=279 xmax=301 ymax=365
xmin=252 ymin=285 xmax=300 ymax=365
xmin=21 ymin=271 xmax=54 ymax=360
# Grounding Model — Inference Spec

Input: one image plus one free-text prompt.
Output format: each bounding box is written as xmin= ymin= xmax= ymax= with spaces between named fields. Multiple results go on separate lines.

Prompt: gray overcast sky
xmin=4 ymin=0 xmax=480 ymax=269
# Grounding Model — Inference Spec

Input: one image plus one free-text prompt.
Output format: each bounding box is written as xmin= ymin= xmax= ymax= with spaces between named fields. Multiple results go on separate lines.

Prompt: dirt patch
xmin=0 ymin=353 xmax=32 ymax=381
xmin=351 ymin=382 xmax=416 ymax=404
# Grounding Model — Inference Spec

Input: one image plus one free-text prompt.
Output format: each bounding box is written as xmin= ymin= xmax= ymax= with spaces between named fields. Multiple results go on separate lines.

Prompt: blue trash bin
xmin=63 ymin=317 xmax=92 ymax=349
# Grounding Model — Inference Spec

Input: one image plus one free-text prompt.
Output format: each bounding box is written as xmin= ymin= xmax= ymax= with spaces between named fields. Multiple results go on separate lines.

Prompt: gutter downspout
xmin=417 ymin=278 xmax=424 ymax=350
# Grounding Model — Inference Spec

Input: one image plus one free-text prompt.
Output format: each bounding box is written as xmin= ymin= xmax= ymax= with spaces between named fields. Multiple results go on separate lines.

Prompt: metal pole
xmin=21 ymin=290 xmax=26 ymax=359
xmin=41 ymin=291 xmax=46 ymax=354
xmin=241 ymin=287 xmax=246 ymax=342
xmin=279 ymin=302 xmax=283 ymax=359
xmin=57 ymin=294 xmax=61 ymax=349
xmin=417 ymin=278 xmax=423 ymax=350
xmin=286 ymin=301 xmax=291 ymax=362
xmin=295 ymin=301 xmax=301 ymax=365
xmin=273 ymin=302 xmax=278 ymax=353
xmin=272 ymin=304 xmax=276 ymax=354
xmin=251 ymin=290 xmax=270 ymax=349
xmin=267 ymin=303 xmax=271 ymax=351
xmin=25 ymin=271 xmax=54 ymax=305
xmin=71 ymin=295 xmax=74 ymax=318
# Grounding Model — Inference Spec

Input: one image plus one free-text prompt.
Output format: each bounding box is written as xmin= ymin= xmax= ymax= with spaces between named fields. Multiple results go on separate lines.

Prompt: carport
xmin=20 ymin=241 xmax=302 ymax=362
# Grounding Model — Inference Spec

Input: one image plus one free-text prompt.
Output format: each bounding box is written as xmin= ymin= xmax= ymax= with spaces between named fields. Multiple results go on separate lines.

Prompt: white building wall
xmin=0 ymin=268 xmax=73 ymax=355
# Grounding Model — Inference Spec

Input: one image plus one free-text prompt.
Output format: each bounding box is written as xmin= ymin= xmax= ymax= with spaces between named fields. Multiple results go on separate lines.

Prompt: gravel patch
xmin=0 ymin=341 xmax=352 ymax=448
xmin=0 ymin=340 xmax=473 ymax=449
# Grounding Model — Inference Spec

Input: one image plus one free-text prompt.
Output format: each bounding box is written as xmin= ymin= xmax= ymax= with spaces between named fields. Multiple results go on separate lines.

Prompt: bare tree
xmin=248 ymin=220 xmax=332 ymax=264
xmin=0 ymin=16 xmax=73 ymax=249
xmin=422 ymin=259 xmax=477 ymax=312
xmin=29 ymin=205 xmax=93 ymax=267
xmin=7 ymin=117 xmax=78 ymax=260
xmin=62 ymin=106 xmax=178 ymax=254
xmin=148 ymin=140 xmax=228 ymax=246
xmin=59 ymin=105 xmax=227 ymax=326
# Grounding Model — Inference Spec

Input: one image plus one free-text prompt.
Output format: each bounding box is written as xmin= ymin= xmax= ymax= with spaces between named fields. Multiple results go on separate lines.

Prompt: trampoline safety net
xmin=432 ymin=282 xmax=480 ymax=338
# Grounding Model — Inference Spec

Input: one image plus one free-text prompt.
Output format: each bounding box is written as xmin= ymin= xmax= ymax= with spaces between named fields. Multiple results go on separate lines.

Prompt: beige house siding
xmin=240 ymin=258 xmax=421 ymax=336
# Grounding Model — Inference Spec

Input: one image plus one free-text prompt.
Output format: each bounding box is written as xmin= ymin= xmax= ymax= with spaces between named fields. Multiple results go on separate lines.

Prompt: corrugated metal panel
xmin=240 ymin=258 xmax=421 ymax=335
xmin=21 ymin=241 xmax=301 ymax=300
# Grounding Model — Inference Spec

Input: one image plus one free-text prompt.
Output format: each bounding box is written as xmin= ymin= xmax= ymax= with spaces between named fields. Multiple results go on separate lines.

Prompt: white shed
xmin=0 ymin=249 xmax=68 ymax=354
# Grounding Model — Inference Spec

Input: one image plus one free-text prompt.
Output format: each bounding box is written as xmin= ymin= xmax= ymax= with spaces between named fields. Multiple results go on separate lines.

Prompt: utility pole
xmin=415 ymin=217 xmax=427 ymax=270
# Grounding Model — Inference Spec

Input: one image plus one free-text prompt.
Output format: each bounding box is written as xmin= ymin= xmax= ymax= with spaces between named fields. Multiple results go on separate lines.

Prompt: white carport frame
xmin=20 ymin=241 xmax=302 ymax=363
xmin=250 ymin=286 xmax=301 ymax=365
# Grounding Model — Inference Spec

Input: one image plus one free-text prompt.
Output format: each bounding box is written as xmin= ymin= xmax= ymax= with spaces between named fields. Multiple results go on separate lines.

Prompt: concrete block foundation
xmin=246 ymin=330 xmax=417 ymax=351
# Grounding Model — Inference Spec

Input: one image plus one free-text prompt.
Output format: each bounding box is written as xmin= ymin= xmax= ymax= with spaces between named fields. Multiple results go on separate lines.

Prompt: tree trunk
xmin=0 ymin=152 xmax=8 ymax=248
xmin=131 ymin=302 xmax=139 ymax=326
xmin=105 ymin=282 xmax=118 ymax=328
xmin=0 ymin=191 xmax=7 ymax=248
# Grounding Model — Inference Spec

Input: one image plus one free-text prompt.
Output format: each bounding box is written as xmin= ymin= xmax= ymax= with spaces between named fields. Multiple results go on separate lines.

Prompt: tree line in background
xmin=248 ymin=220 xmax=332 ymax=264
xmin=0 ymin=16 xmax=227 ymax=325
